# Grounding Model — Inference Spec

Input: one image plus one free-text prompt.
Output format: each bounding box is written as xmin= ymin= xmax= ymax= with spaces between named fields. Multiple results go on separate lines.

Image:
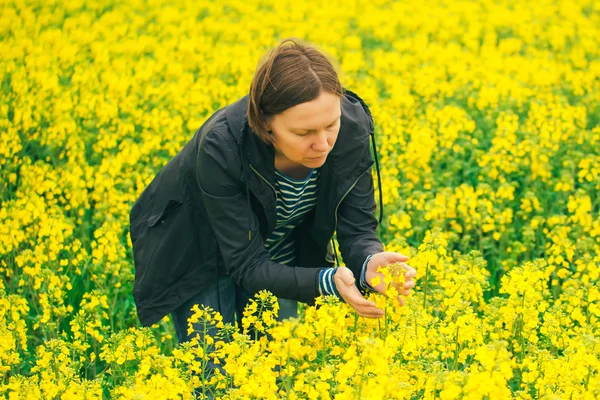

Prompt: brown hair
xmin=247 ymin=38 xmax=344 ymax=144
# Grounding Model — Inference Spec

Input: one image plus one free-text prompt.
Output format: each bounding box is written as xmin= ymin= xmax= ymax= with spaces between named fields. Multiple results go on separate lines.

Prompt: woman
xmin=129 ymin=38 xmax=417 ymax=344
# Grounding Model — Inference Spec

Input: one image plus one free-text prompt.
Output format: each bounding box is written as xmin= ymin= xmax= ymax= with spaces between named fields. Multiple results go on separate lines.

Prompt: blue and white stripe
xmin=264 ymin=168 xmax=319 ymax=265
xmin=318 ymin=256 xmax=375 ymax=299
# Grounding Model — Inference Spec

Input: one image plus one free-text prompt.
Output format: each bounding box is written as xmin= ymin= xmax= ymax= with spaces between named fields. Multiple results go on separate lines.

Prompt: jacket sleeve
xmin=196 ymin=129 xmax=322 ymax=305
xmin=335 ymin=154 xmax=384 ymax=279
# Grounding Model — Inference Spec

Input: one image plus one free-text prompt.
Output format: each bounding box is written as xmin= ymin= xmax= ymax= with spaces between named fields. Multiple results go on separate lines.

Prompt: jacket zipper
xmin=251 ymin=162 xmax=372 ymax=234
xmin=334 ymin=166 xmax=373 ymax=232
xmin=249 ymin=163 xmax=277 ymax=202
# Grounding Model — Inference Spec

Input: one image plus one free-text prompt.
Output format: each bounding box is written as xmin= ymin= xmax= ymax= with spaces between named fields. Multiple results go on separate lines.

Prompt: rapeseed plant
xmin=2 ymin=0 xmax=600 ymax=398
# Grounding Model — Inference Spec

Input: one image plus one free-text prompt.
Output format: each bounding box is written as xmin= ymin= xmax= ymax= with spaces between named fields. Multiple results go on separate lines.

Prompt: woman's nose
xmin=312 ymin=130 xmax=330 ymax=152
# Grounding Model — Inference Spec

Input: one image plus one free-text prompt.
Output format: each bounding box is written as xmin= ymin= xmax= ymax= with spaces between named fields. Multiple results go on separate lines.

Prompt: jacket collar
xmin=225 ymin=96 xmax=275 ymax=181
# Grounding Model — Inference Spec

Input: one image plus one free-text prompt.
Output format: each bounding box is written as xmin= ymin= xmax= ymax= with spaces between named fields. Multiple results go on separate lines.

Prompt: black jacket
xmin=129 ymin=89 xmax=384 ymax=327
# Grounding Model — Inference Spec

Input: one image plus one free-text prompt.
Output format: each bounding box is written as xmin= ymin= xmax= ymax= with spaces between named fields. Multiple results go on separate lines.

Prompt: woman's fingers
xmin=397 ymin=295 xmax=405 ymax=306
xmin=401 ymin=263 xmax=417 ymax=279
xmin=394 ymin=284 xmax=412 ymax=297
xmin=395 ymin=262 xmax=417 ymax=297
xmin=346 ymin=290 xmax=376 ymax=308
xmin=342 ymin=284 xmax=384 ymax=318
xmin=349 ymin=302 xmax=384 ymax=318
xmin=404 ymin=280 xmax=415 ymax=289
xmin=334 ymin=263 xmax=421 ymax=316
xmin=384 ymin=252 xmax=410 ymax=263
xmin=334 ymin=267 xmax=384 ymax=318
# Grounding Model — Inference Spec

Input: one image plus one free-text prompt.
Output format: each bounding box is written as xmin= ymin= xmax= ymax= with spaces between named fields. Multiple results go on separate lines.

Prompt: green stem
xmin=202 ymin=319 xmax=207 ymax=398
xmin=322 ymin=328 xmax=327 ymax=368
xmin=452 ymin=325 xmax=460 ymax=371
xmin=423 ymin=261 xmax=430 ymax=309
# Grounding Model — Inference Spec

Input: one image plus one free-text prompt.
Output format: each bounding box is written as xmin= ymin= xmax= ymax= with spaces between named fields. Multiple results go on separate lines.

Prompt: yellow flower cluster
xmin=1 ymin=0 xmax=600 ymax=398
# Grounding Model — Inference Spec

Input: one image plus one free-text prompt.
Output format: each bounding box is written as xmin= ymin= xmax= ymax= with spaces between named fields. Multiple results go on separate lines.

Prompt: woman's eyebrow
xmin=293 ymin=114 xmax=341 ymax=131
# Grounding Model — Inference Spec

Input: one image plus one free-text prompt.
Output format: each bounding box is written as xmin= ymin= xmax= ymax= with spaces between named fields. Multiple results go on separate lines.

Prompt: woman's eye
xmin=296 ymin=122 xmax=336 ymax=135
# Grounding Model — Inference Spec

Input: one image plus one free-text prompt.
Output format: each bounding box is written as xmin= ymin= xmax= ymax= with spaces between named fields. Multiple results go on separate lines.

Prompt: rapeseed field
xmin=1 ymin=0 xmax=600 ymax=398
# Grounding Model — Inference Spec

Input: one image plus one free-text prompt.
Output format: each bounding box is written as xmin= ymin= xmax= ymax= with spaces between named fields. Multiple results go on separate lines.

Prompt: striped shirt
xmin=264 ymin=168 xmax=319 ymax=265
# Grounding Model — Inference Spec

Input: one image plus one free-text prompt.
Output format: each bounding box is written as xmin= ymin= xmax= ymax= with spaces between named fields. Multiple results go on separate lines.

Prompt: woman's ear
xmin=265 ymin=116 xmax=272 ymax=133
xmin=265 ymin=118 xmax=275 ymax=137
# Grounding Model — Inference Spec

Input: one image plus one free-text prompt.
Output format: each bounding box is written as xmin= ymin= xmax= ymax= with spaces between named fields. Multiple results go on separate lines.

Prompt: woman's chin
xmin=304 ymin=155 xmax=327 ymax=167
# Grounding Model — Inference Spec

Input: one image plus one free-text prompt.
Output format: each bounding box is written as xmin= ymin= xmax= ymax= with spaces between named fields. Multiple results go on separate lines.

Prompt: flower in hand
xmin=366 ymin=252 xmax=417 ymax=306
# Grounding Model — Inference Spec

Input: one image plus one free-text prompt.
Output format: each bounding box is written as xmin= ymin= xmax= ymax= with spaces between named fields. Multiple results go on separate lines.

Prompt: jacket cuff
xmin=359 ymin=254 xmax=377 ymax=292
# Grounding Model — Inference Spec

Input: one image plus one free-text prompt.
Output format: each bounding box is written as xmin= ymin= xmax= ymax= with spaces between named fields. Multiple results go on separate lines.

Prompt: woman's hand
xmin=333 ymin=266 xmax=384 ymax=318
xmin=366 ymin=252 xmax=417 ymax=306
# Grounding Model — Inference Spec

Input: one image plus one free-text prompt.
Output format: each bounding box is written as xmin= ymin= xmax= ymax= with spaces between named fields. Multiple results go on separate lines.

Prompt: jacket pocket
xmin=132 ymin=197 xmax=217 ymax=305
xmin=147 ymin=199 xmax=183 ymax=227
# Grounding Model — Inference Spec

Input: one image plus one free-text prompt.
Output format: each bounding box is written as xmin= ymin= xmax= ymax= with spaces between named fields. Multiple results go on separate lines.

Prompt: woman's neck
xmin=274 ymin=155 xmax=312 ymax=180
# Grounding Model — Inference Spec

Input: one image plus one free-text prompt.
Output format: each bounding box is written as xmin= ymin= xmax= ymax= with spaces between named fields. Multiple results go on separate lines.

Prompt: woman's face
xmin=266 ymin=91 xmax=341 ymax=169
